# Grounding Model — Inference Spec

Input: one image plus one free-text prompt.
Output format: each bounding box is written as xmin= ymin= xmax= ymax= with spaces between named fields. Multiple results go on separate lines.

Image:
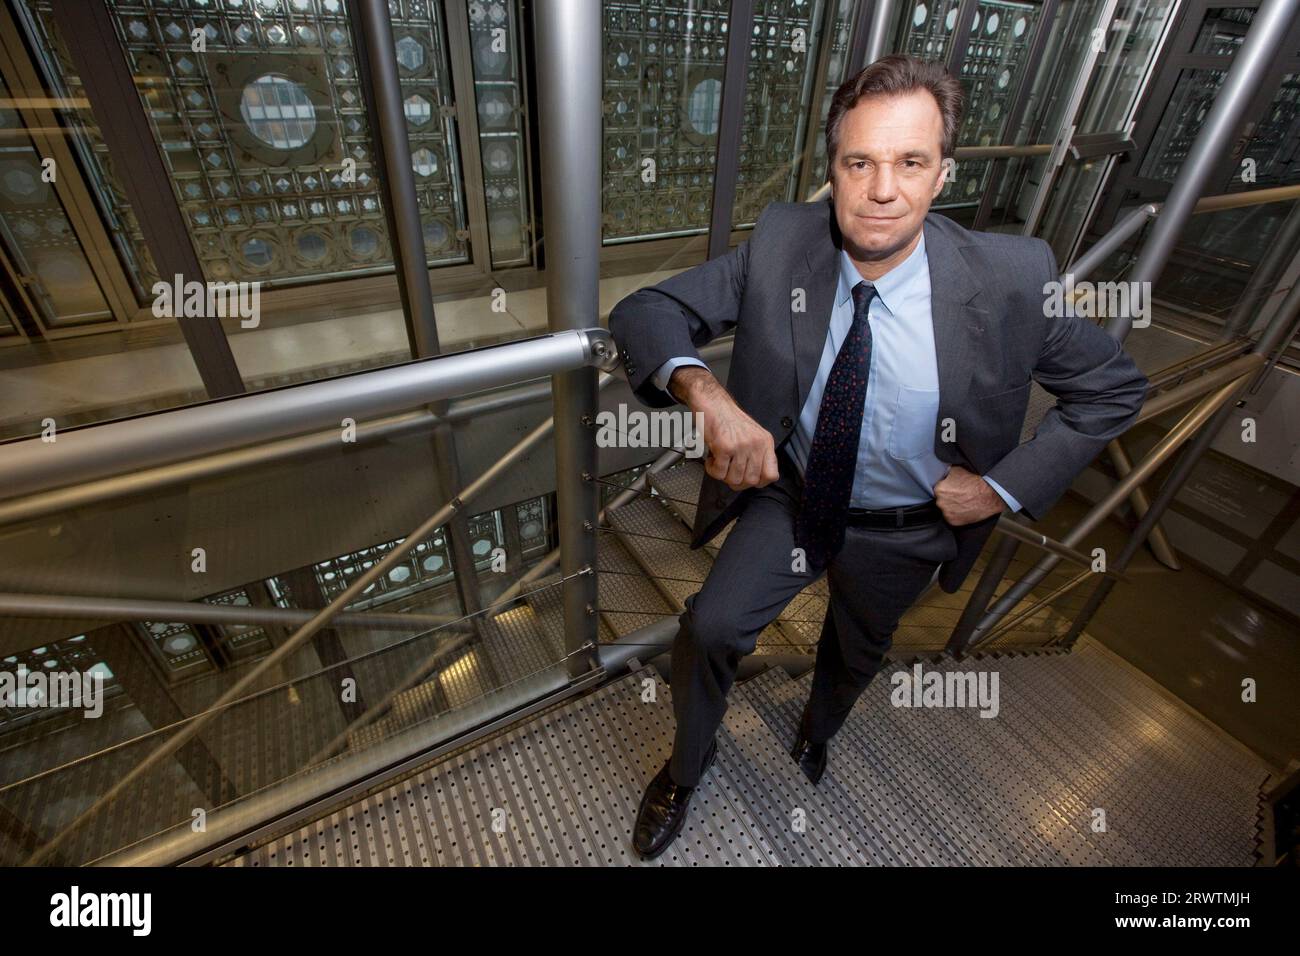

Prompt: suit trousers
xmin=667 ymin=446 xmax=959 ymax=787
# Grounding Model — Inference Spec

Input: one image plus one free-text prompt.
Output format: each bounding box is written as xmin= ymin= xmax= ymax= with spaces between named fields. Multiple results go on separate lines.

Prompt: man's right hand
xmin=669 ymin=366 xmax=779 ymax=491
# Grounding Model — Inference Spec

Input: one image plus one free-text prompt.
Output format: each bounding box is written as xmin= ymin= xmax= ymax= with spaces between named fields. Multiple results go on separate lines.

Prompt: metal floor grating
xmin=229 ymin=667 xmax=789 ymax=866
xmin=479 ymin=604 xmax=564 ymax=685
xmin=595 ymin=535 xmax=677 ymax=638
xmin=226 ymin=632 xmax=1269 ymax=866
xmin=520 ymin=572 xmax=617 ymax=649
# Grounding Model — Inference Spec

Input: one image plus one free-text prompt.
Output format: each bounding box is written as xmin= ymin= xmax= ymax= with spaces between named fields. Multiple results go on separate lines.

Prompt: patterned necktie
xmin=795 ymin=280 xmax=876 ymax=567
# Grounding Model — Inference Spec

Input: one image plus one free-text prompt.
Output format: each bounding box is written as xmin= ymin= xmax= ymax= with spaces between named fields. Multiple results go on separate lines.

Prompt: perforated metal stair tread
xmin=595 ymin=535 xmax=676 ymax=637
xmin=707 ymin=675 xmax=870 ymax=864
xmin=605 ymin=495 xmax=787 ymax=651
xmin=479 ymin=604 xmax=563 ymax=685
xmin=745 ymin=666 xmax=1035 ymax=864
xmin=609 ymin=481 xmax=822 ymax=653
xmin=230 ymin=667 xmax=788 ymax=866
xmin=230 ymin=639 xmax=1268 ymax=867
xmin=744 ymin=643 xmax=1268 ymax=866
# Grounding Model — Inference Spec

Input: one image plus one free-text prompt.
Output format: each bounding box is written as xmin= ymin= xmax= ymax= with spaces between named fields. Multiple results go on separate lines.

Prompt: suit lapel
xmin=923 ymin=215 xmax=987 ymax=459
xmin=790 ymin=203 xmax=840 ymax=411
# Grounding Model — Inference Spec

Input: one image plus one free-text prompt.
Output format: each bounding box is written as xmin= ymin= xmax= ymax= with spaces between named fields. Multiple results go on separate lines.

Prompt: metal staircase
xmin=227 ymin=636 xmax=1268 ymax=867
xmin=221 ymin=460 xmax=1273 ymax=867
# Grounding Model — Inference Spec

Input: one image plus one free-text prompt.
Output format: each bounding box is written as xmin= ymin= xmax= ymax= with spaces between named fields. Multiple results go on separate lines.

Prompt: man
xmin=607 ymin=55 xmax=1149 ymax=860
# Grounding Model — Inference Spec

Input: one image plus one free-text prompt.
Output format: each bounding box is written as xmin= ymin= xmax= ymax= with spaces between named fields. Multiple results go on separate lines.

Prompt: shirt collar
xmin=836 ymin=230 xmax=928 ymax=316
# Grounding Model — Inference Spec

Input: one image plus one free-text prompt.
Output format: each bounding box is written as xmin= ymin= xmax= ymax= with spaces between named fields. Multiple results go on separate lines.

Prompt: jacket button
xmin=781 ymin=416 xmax=793 ymax=429
xmin=627 ymin=364 xmax=637 ymax=375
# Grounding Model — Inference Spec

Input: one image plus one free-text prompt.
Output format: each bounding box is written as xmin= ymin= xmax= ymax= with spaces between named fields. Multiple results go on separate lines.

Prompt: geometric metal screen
xmin=602 ymin=0 xmax=828 ymax=242
xmin=389 ymin=0 xmax=473 ymax=269
xmin=731 ymin=0 xmax=827 ymax=226
xmin=899 ymin=0 xmax=1041 ymax=207
xmin=463 ymin=0 xmax=534 ymax=267
xmin=807 ymin=0 xmax=867 ymax=190
xmin=602 ymin=0 xmax=733 ymax=241
xmin=17 ymin=0 xmax=470 ymax=289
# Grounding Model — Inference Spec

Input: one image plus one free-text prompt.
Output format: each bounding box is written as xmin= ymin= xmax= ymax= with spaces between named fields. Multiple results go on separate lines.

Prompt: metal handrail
xmin=0 ymin=592 xmax=471 ymax=633
xmin=969 ymin=568 xmax=1094 ymax=649
xmin=0 ymin=328 xmax=616 ymax=503
xmin=0 ymin=339 xmax=734 ymax=528
xmin=0 ymin=329 xmax=616 ymax=502
xmin=970 ymin=370 xmax=1258 ymax=643
xmin=23 ymin=327 xmax=619 ymax=866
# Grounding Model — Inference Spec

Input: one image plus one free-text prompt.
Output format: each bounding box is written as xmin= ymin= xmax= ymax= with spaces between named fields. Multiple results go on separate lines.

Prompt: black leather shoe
xmin=791 ymin=733 xmax=828 ymax=785
xmin=632 ymin=738 xmax=717 ymax=860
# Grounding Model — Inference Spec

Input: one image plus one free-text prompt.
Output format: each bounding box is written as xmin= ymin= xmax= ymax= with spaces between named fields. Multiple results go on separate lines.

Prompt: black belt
xmin=844 ymin=500 xmax=943 ymax=530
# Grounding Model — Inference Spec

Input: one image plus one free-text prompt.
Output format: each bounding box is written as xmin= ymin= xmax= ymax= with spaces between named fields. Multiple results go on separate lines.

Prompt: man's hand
xmin=933 ymin=465 xmax=1006 ymax=525
xmin=669 ymin=366 xmax=779 ymax=491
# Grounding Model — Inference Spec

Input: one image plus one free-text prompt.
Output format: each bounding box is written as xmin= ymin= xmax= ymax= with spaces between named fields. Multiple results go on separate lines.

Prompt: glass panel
xmin=0 ymin=73 xmax=114 ymax=327
xmin=899 ymin=0 xmax=966 ymax=62
xmin=15 ymin=0 xmax=470 ymax=287
xmin=1139 ymin=67 xmax=1229 ymax=183
xmin=515 ymin=496 xmax=550 ymax=557
xmin=1152 ymin=201 xmax=1300 ymax=331
xmin=1077 ymin=199 xmax=1300 ymax=338
xmin=942 ymin=0 xmax=1042 ymax=208
xmin=0 ymin=289 xmax=18 ymax=336
xmin=303 ymin=532 xmax=456 ymax=607
xmin=1030 ymin=0 xmax=1178 ymax=255
xmin=11 ymin=4 xmax=157 ymax=298
xmin=806 ymin=0 xmax=864 ymax=189
xmin=602 ymin=0 xmax=732 ymax=242
xmin=205 ymin=588 xmax=275 ymax=659
xmin=1138 ymin=8 xmax=1292 ymax=190
xmin=387 ymin=0 xmax=473 ymax=267
xmin=1076 ymin=0 xmax=1176 ymax=134
xmin=1230 ymin=72 xmax=1300 ymax=190
xmin=896 ymin=0 xmax=1047 ymax=210
xmin=462 ymin=0 xmax=534 ymax=267
xmin=286 ymin=506 xmax=513 ymax=609
xmin=0 ymin=64 xmax=206 ymax=441
xmin=0 ymin=636 xmax=119 ymax=731
xmin=1189 ymin=5 xmax=1254 ymax=56
xmin=731 ymin=0 xmax=829 ymax=226
xmin=142 ymin=621 xmax=214 ymax=676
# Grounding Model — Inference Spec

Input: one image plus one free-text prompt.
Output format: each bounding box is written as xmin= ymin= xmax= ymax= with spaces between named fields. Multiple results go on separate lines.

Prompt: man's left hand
xmin=933 ymin=465 xmax=1006 ymax=526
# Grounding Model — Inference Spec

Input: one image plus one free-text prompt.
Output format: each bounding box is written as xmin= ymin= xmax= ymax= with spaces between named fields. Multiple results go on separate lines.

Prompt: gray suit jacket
xmin=608 ymin=200 xmax=1149 ymax=593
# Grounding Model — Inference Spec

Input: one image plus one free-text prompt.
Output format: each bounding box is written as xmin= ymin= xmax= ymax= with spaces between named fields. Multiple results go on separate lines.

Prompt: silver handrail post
xmin=353 ymin=0 xmax=438 ymax=355
xmin=535 ymin=0 xmax=603 ymax=678
xmin=864 ymin=0 xmax=896 ymax=65
xmin=353 ymin=0 xmax=490 ymax=639
xmin=1108 ymin=0 xmax=1300 ymax=341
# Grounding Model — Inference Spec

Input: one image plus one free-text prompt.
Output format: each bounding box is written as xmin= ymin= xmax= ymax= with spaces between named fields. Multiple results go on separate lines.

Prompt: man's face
xmin=828 ymin=89 xmax=947 ymax=263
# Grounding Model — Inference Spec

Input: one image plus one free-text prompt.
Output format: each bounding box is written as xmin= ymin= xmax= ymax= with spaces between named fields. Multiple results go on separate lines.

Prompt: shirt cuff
xmin=650 ymin=356 xmax=709 ymax=396
xmin=982 ymin=475 xmax=1023 ymax=514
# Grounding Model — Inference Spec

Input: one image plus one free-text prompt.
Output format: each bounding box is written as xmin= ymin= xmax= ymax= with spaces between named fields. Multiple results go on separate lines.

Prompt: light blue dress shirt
xmin=649 ymin=232 xmax=1022 ymax=512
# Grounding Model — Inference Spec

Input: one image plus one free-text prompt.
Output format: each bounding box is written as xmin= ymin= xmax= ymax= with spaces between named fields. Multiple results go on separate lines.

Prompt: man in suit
xmin=607 ymin=55 xmax=1148 ymax=860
